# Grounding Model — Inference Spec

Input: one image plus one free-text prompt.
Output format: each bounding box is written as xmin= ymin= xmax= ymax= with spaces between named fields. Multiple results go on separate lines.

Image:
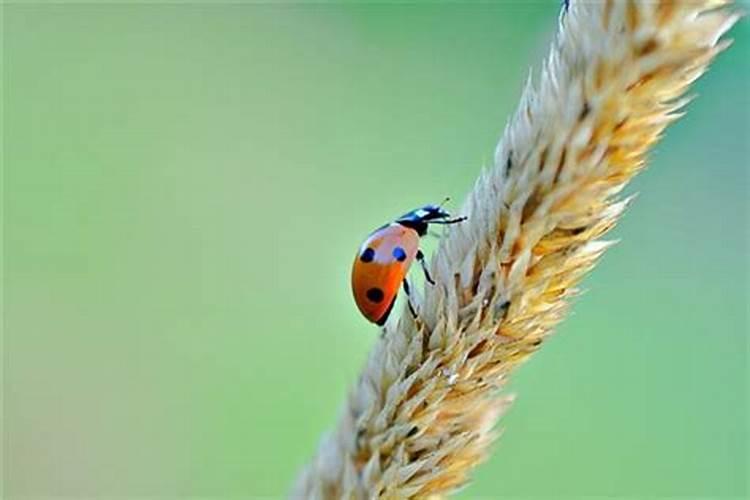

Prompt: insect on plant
xmin=351 ymin=199 xmax=467 ymax=325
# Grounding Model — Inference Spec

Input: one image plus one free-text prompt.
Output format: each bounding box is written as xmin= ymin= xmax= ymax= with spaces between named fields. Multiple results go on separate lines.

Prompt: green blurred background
xmin=3 ymin=2 xmax=747 ymax=498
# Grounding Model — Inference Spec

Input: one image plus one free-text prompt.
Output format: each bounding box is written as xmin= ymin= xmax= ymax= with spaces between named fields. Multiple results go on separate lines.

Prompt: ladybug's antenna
xmin=439 ymin=196 xmax=450 ymax=208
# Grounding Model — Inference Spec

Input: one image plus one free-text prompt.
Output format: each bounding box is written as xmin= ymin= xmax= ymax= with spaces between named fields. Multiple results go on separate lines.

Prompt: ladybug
xmin=351 ymin=202 xmax=467 ymax=325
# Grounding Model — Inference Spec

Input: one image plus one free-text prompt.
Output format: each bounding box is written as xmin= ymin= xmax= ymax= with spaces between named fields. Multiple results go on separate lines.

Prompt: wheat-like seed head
xmin=292 ymin=1 xmax=739 ymax=498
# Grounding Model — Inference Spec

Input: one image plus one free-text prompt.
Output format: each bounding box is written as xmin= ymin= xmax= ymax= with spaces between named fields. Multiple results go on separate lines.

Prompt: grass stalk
xmin=293 ymin=1 xmax=739 ymax=497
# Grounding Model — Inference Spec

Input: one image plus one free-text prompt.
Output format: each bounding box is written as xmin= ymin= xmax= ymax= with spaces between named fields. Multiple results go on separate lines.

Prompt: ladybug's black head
xmin=395 ymin=203 xmax=466 ymax=236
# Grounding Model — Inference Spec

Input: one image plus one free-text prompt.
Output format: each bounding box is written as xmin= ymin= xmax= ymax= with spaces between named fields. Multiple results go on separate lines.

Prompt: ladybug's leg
xmin=415 ymin=250 xmax=435 ymax=285
xmin=431 ymin=216 xmax=468 ymax=225
xmin=402 ymin=279 xmax=418 ymax=318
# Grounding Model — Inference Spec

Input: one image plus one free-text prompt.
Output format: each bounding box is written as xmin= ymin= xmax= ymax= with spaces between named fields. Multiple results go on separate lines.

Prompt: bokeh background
xmin=3 ymin=2 xmax=747 ymax=499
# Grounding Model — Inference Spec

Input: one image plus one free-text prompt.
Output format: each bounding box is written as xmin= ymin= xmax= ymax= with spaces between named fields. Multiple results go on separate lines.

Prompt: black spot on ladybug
xmin=366 ymin=287 xmax=384 ymax=303
xmin=392 ymin=246 xmax=407 ymax=262
xmin=360 ymin=247 xmax=375 ymax=263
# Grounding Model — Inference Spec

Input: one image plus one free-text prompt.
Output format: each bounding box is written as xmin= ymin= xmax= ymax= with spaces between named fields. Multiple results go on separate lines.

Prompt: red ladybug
xmin=351 ymin=203 xmax=467 ymax=325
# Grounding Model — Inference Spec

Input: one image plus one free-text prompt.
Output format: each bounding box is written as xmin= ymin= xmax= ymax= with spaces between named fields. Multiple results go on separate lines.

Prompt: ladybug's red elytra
xmin=351 ymin=202 xmax=467 ymax=325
